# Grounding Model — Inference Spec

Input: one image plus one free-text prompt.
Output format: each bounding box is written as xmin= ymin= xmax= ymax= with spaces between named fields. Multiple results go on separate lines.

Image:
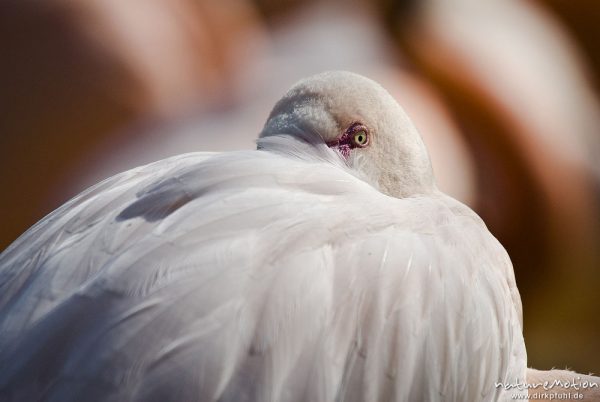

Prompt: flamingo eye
xmin=352 ymin=130 xmax=369 ymax=147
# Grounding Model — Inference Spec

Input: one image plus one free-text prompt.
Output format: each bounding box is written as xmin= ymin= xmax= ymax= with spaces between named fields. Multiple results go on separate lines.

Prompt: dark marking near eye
xmin=326 ymin=122 xmax=370 ymax=158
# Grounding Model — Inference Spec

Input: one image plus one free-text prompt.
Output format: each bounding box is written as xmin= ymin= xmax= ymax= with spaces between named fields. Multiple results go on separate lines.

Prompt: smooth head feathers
xmin=259 ymin=71 xmax=436 ymax=198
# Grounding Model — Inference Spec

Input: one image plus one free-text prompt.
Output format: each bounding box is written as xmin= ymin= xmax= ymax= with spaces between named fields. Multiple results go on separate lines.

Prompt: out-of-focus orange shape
xmin=0 ymin=0 xmax=265 ymax=250
xmin=389 ymin=0 xmax=600 ymax=372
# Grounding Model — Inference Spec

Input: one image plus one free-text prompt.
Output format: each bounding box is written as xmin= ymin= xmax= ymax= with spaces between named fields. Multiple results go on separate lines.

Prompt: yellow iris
xmin=353 ymin=130 xmax=368 ymax=146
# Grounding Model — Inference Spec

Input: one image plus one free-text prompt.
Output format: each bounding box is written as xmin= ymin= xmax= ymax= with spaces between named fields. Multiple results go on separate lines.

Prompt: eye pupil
xmin=354 ymin=131 xmax=367 ymax=145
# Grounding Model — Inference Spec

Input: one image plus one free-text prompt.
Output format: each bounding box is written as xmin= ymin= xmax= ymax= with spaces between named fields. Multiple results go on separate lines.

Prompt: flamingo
xmin=0 ymin=71 xmax=596 ymax=401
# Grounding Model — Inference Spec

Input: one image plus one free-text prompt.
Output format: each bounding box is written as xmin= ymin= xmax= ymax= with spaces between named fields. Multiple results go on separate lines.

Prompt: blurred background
xmin=1 ymin=0 xmax=599 ymax=373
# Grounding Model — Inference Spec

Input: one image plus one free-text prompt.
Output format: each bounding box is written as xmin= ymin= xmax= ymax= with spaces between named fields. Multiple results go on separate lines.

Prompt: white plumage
xmin=0 ymin=72 xmax=527 ymax=401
